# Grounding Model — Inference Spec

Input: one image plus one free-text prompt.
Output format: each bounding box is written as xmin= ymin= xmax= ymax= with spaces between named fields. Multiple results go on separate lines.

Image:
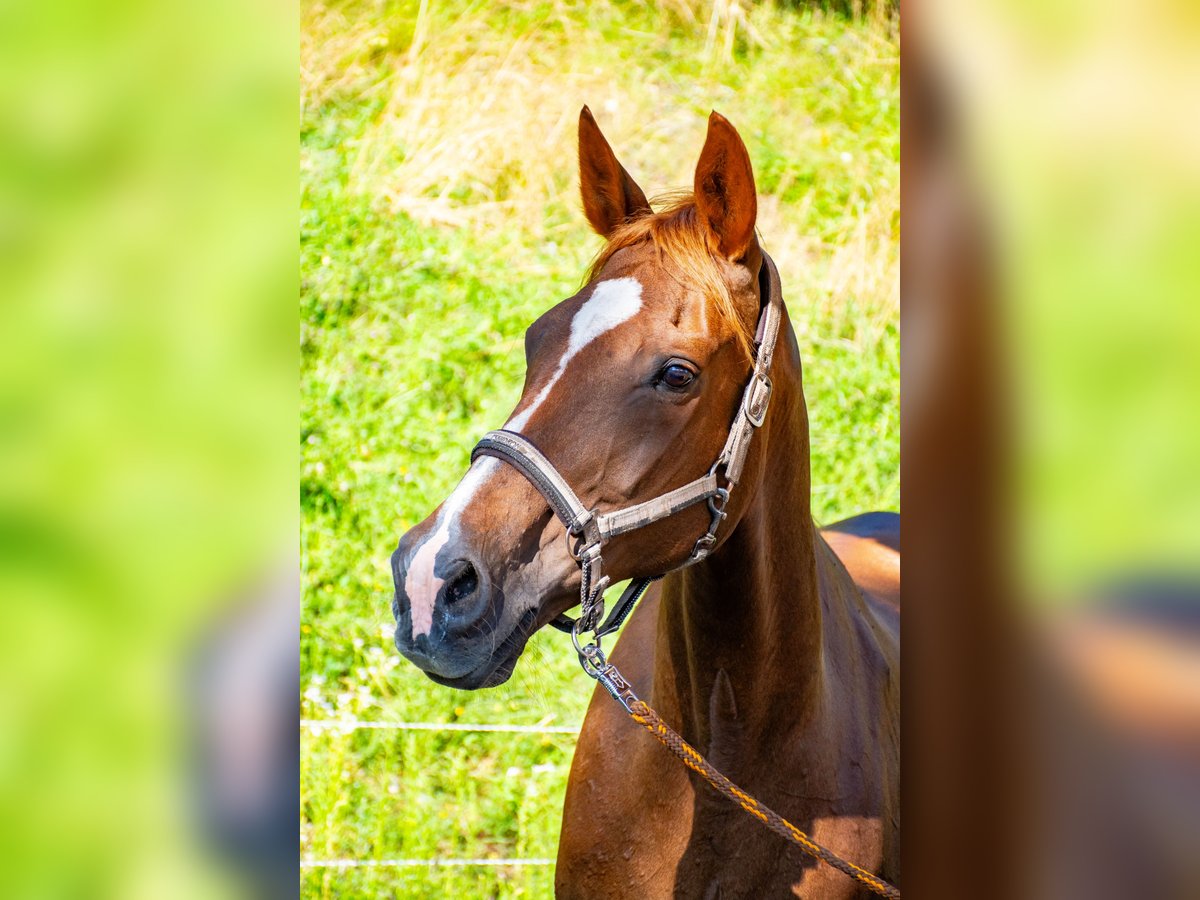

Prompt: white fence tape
xmin=301 ymin=858 xmax=555 ymax=868
xmin=302 ymin=718 xmax=572 ymax=872
xmin=301 ymin=718 xmax=579 ymax=734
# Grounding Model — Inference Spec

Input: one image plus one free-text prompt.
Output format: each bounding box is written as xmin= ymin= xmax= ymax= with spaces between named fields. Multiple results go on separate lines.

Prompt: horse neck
xmin=652 ymin=325 xmax=843 ymax=753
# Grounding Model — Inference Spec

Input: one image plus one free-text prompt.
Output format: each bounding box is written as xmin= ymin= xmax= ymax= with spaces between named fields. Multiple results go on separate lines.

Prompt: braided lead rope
xmin=578 ymin=644 xmax=899 ymax=897
xmin=625 ymin=698 xmax=902 ymax=899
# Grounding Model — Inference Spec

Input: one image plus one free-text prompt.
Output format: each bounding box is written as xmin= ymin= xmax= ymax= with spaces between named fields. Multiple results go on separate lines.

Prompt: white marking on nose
xmin=403 ymin=276 xmax=643 ymax=639
xmin=506 ymin=277 xmax=643 ymax=432
xmin=404 ymin=459 xmax=497 ymax=638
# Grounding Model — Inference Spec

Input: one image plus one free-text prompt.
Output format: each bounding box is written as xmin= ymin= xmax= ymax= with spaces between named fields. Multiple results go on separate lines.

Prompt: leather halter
xmin=471 ymin=251 xmax=783 ymax=640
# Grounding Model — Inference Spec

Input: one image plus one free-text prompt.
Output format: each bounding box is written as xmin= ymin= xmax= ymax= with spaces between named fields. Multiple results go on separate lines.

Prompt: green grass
xmin=301 ymin=1 xmax=897 ymax=895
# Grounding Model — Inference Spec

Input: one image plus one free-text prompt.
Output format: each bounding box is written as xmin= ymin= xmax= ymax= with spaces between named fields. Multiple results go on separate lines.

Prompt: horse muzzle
xmin=389 ymin=534 xmax=503 ymax=682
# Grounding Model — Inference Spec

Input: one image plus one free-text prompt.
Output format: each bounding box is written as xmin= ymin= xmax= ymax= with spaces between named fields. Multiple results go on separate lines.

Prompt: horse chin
xmin=423 ymin=608 xmax=537 ymax=690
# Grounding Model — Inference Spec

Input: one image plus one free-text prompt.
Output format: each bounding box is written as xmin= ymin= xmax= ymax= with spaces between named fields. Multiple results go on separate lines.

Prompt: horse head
xmin=390 ymin=108 xmax=773 ymax=688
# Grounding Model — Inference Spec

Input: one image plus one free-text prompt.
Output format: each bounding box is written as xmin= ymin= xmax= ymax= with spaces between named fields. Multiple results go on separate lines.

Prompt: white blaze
xmin=506 ymin=277 xmax=644 ymax=430
xmin=404 ymin=277 xmax=644 ymax=638
xmin=403 ymin=458 xmax=498 ymax=639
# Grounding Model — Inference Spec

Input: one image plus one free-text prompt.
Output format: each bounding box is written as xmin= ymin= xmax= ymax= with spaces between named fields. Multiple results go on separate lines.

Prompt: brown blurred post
xmin=901 ymin=17 xmax=1027 ymax=898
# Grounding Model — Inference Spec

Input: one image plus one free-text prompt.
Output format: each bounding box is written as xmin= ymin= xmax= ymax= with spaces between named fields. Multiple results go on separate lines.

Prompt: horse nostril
xmin=443 ymin=561 xmax=479 ymax=606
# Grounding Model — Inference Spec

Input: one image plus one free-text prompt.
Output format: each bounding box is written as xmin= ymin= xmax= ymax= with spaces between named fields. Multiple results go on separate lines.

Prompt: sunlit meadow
xmin=301 ymin=1 xmax=898 ymax=895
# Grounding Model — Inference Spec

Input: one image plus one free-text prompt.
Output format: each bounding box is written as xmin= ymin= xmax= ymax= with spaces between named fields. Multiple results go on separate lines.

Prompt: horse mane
xmin=585 ymin=192 xmax=755 ymax=359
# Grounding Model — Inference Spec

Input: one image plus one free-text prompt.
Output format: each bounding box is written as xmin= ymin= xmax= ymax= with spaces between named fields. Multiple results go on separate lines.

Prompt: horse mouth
xmin=424 ymin=608 xmax=538 ymax=690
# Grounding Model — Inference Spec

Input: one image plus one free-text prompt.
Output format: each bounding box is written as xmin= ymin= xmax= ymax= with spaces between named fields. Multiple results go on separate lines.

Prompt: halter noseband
xmin=470 ymin=252 xmax=783 ymax=641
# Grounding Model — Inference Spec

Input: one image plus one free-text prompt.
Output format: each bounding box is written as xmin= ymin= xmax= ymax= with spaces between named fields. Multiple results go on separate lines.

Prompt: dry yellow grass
xmin=301 ymin=0 xmax=898 ymax=329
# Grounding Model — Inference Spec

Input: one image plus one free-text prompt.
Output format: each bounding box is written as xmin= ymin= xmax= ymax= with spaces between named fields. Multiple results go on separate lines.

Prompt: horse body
xmin=389 ymin=107 xmax=899 ymax=897
xmin=556 ymin=302 xmax=899 ymax=899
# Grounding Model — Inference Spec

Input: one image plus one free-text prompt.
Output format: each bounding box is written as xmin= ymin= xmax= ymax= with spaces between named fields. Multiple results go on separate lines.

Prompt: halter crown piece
xmin=471 ymin=251 xmax=783 ymax=644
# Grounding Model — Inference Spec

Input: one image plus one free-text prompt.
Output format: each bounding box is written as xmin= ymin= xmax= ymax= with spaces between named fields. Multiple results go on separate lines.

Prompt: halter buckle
xmin=688 ymin=487 xmax=730 ymax=563
xmin=574 ymin=630 xmax=639 ymax=713
xmin=565 ymin=530 xmax=590 ymax=562
xmin=691 ymin=533 xmax=717 ymax=561
xmin=744 ymin=373 xmax=773 ymax=428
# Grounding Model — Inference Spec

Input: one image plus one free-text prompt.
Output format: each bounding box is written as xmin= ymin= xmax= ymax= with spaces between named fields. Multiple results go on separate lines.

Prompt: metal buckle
xmin=690 ymin=533 xmax=716 ymax=561
xmin=574 ymin=628 xmax=640 ymax=713
xmin=580 ymin=578 xmax=608 ymax=632
xmin=566 ymin=532 xmax=601 ymax=562
xmin=744 ymin=373 xmax=772 ymax=428
xmin=565 ymin=530 xmax=585 ymax=561
xmin=687 ymin=487 xmax=729 ymax=563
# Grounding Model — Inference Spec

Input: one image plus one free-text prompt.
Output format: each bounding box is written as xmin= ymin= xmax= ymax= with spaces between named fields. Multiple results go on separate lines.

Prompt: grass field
xmin=301 ymin=1 xmax=898 ymax=895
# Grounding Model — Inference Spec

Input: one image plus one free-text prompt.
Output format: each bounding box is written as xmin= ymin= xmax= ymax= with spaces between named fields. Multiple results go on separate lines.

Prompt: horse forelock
xmin=586 ymin=192 xmax=756 ymax=360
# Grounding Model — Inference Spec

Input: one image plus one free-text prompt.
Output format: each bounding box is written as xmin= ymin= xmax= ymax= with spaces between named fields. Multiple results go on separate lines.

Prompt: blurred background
xmin=0 ymin=0 xmax=296 ymax=897
xmin=300 ymin=0 xmax=898 ymax=896
xmin=921 ymin=0 xmax=1200 ymax=594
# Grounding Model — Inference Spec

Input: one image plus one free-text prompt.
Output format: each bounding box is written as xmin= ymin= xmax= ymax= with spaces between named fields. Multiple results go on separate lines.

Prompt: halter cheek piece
xmin=470 ymin=252 xmax=783 ymax=642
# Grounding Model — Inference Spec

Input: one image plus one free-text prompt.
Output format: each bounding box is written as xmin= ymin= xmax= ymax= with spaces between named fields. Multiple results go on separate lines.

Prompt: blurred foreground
xmin=905 ymin=1 xmax=1200 ymax=896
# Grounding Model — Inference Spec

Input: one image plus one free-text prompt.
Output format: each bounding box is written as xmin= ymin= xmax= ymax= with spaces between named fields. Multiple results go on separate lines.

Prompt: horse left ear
xmin=578 ymin=106 xmax=652 ymax=239
xmin=694 ymin=111 xmax=758 ymax=261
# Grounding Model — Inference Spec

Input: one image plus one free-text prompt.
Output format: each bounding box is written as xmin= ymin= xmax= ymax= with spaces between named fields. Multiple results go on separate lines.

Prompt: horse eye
xmin=660 ymin=363 xmax=696 ymax=389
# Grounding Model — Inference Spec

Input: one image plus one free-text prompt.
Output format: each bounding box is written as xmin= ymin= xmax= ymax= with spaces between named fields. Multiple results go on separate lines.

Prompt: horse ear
xmin=693 ymin=111 xmax=758 ymax=261
xmin=578 ymin=106 xmax=652 ymax=239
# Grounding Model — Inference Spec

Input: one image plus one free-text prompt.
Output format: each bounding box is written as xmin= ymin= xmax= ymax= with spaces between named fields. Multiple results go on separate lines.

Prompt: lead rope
xmin=576 ymin=635 xmax=902 ymax=899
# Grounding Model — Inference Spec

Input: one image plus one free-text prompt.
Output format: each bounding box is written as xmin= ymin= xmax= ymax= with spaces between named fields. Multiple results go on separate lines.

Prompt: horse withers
xmin=389 ymin=107 xmax=900 ymax=898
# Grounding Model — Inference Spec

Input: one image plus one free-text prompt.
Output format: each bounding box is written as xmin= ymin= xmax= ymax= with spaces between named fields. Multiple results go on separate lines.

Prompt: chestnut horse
xmin=390 ymin=108 xmax=900 ymax=897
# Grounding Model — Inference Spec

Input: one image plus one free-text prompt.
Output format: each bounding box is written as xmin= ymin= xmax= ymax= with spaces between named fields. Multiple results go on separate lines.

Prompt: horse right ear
xmin=578 ymin=106 xmax=652 ymax=239
xmin=693 ymin=111 xmax=757 ymax=261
